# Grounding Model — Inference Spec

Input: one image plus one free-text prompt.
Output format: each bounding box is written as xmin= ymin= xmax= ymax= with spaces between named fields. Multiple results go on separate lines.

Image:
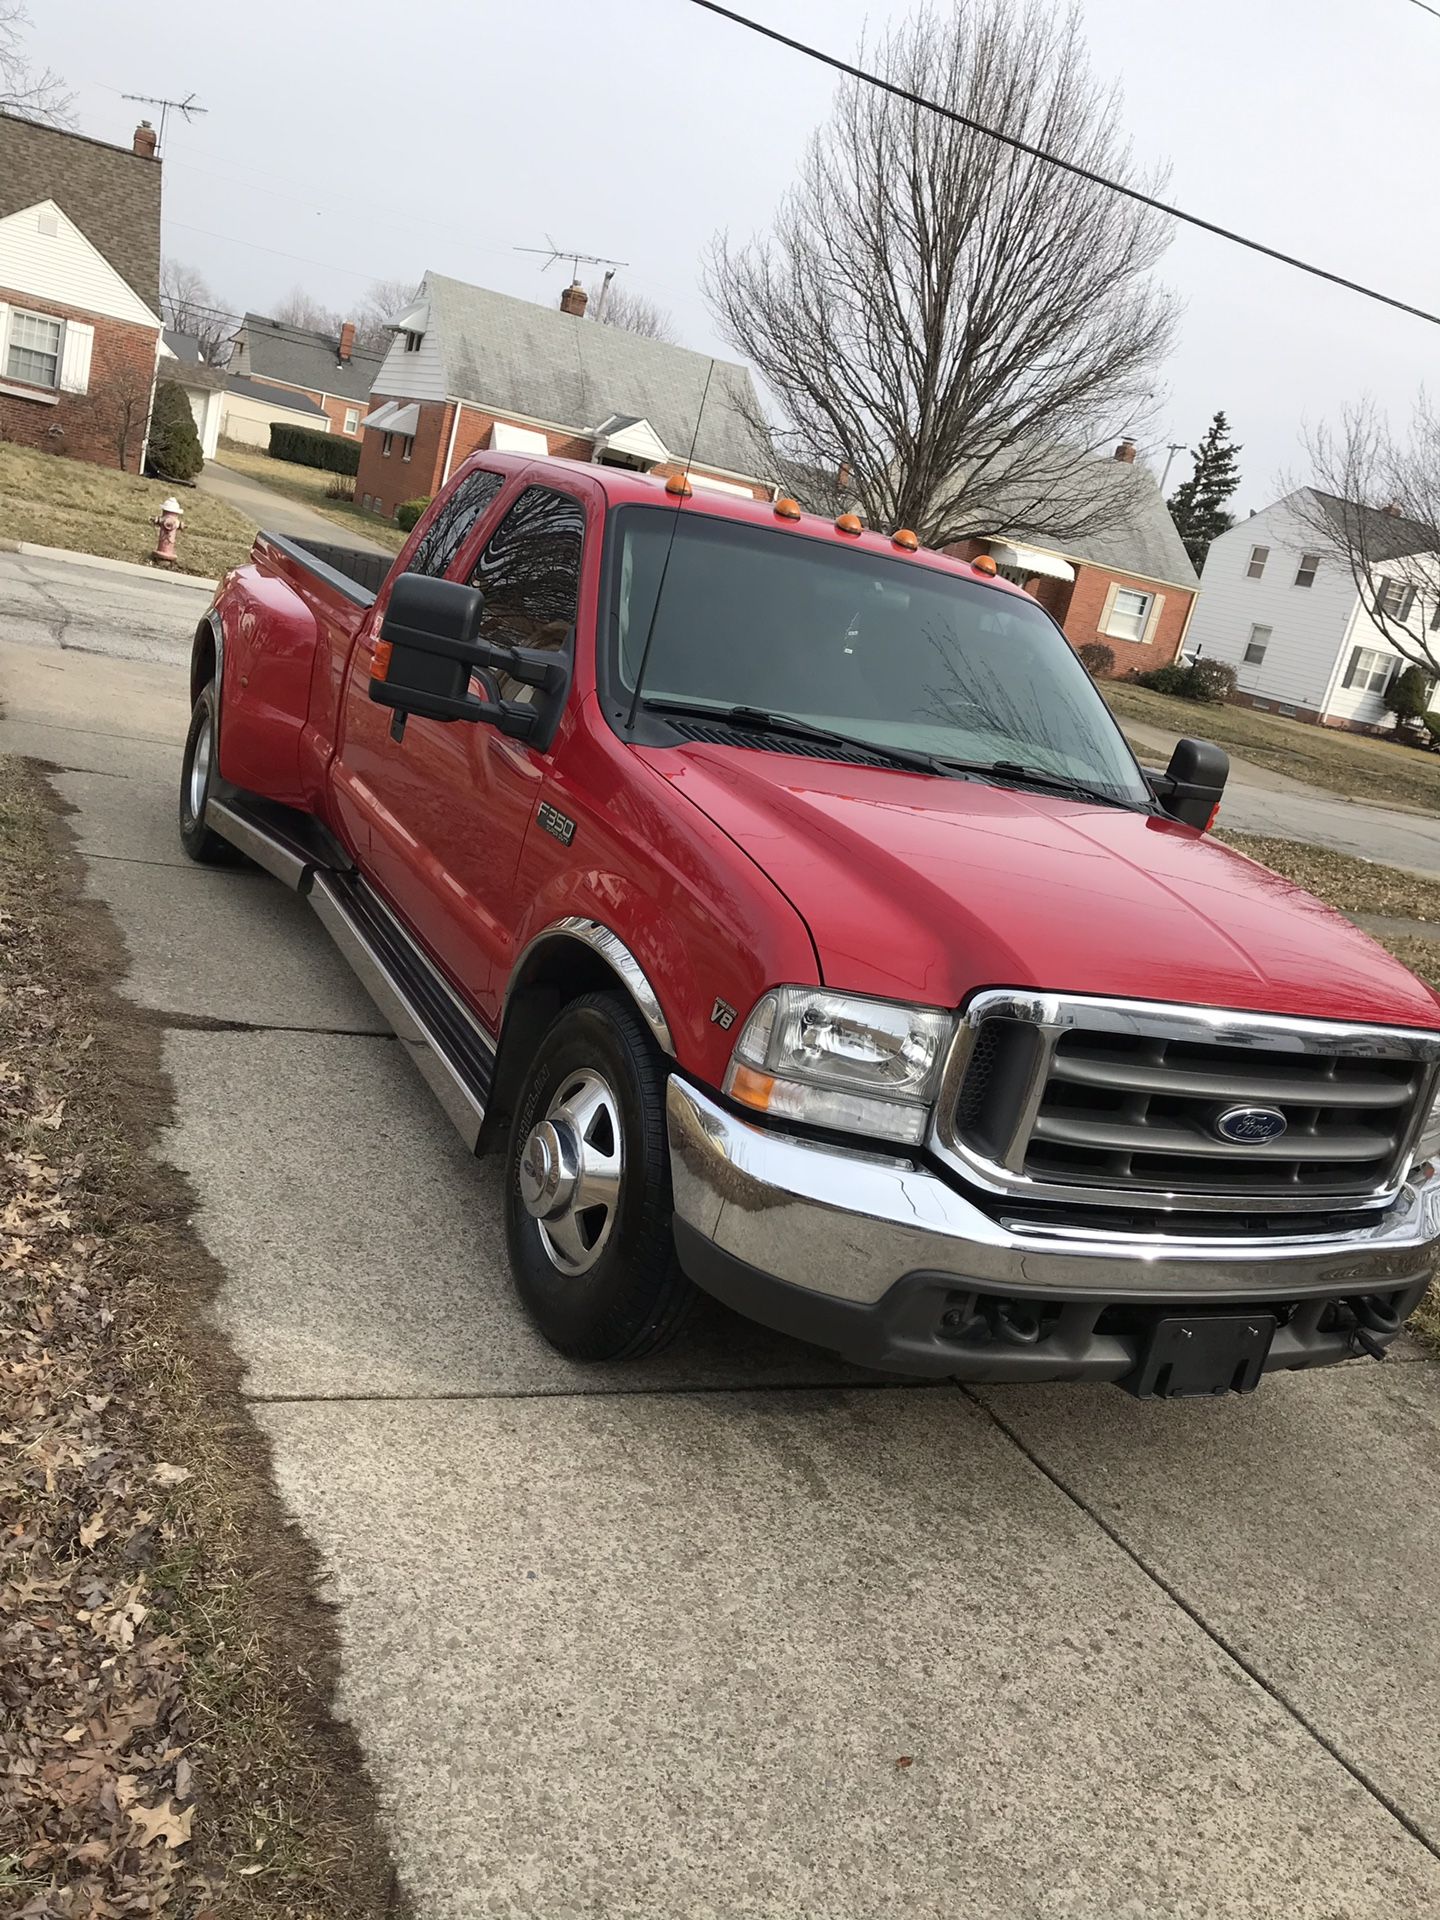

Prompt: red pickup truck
xmin=180 ymin=451 xmax=1440 ymax=1396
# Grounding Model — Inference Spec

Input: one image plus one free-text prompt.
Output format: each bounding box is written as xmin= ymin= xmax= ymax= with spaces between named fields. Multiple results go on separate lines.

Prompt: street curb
xmin=4 ymin=542 xmax=218 ymax=591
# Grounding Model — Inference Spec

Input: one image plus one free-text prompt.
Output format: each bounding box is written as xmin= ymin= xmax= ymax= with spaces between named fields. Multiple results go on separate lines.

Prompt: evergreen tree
xmin=145 ymin=381 xmax=204 ymax=483
xmin=1167 ymin=412 xmax=1242 ymax=570
xmin=1383 ymin=663 xmax=1434 ymax=730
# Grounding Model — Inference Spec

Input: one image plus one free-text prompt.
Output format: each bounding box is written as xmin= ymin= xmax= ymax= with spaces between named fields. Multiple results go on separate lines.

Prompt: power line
xmin=684 ymin=0 xmax=1440 ymax=333
xmin=1405 ymin=0 xmax=1440 ymax=19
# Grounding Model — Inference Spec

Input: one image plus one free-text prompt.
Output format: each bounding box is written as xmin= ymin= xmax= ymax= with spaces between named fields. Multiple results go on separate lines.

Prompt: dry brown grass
xmin=0 ymin=758 xmax=405 ymax=1919
xmin=213 ymin=446 xmax=406 ymax=554
xmin=1103 ymin=681 xmax=1440 ymax=814
xmin=0 ymin=442 xmax=256 ymax=579
xmin=1216 ymin=833 xmax=1440 ymax=924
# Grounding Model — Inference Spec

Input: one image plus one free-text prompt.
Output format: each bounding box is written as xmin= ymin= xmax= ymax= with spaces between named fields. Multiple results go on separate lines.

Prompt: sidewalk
xmin=1123 ymin=716 xmax=1440 ymax=879
xmin=195 ymin=460 xmax=390 ymax=555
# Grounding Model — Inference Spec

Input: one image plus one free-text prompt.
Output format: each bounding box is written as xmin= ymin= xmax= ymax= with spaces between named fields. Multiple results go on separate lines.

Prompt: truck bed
xmin=253 ymin=529 xmax=391 ymax=604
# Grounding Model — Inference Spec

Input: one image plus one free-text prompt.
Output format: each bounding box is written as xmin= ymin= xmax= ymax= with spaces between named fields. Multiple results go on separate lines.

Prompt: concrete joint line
xmin=966 ymin=1388 xmax=1440 ymax=1866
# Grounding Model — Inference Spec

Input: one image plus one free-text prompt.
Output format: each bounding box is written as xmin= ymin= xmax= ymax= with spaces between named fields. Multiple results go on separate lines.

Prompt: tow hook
xmin=1343 ymin=1295 xmax=1402 ymax=1362
xmin=985 ymin=1299 xmax=1042 ymax=1347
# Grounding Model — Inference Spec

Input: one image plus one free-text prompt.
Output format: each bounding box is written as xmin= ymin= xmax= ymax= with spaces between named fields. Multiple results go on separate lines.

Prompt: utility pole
xmin=120 ymin=90 xmax=207 ymax=154
xmin=1159 ymin=442 xmax=1187 ymax=493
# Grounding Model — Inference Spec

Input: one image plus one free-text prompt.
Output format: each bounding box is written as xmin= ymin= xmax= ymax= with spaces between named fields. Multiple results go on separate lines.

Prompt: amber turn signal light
xmin=728 ymin=1064 xmax=776 ymax=1111
xmin=774 ymin=497 xmax=802 ymax=520
xmin=971 ymin=554 xmax=998 ymax=577
xmin=370 ymin=639 xmax=393 ymax=682
xmin=665 ymin=472 xmax=693 ymax=497
xmin=891 ymin=528 xmax=919 ymax=552
xmin=835 ymin=512 xmax=863 ymax=535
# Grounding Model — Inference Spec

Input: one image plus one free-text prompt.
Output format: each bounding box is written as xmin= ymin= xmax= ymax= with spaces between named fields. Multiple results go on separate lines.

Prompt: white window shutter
xmin=1097 ymin=581 xmax=1120 ymax=637
xmin=59 ymin=321 xmax=93 ymax=394
xmin=0 ymin=303 xmax=9 ymax=372
xmin=1142 ymin=593 xmax=1166 ymax=644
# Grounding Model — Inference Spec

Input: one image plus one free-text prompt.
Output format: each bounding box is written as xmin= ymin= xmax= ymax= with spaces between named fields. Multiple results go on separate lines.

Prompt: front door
xmin=335 ymin=474 xmax=588 ymax=1025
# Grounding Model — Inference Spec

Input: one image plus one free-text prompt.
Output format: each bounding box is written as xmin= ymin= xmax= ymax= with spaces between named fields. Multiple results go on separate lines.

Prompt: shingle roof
xmin=239 ymin=313 xmax=386 ymax=403
xmin=1308 ymin=488 xmax=1435 ymax=564
xmin=425 ymin=273 xmax=773 ymax=481
xmin=0 ymin=115 xmax=161 ymax=310
xmin=989 ymin=454 xmax=1198 ymax=588
xmin=161 ymin=359 xmax=224 ymax=393
xmin=224 ymin=374 xmax=327 ymax=419
xmin=163 ymin=329 xmax=202 ymax=363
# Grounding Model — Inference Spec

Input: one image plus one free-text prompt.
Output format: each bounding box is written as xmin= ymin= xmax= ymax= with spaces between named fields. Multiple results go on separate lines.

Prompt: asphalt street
xmin=5 ymin=546 xmax=1440 ymax=1917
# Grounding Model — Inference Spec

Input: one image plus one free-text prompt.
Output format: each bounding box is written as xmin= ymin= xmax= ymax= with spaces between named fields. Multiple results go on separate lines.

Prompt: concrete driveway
xmin=5 ymin=549 xmax=1440 ymax=1917
xmin=196 ymin=456 xmax=392 ymax=554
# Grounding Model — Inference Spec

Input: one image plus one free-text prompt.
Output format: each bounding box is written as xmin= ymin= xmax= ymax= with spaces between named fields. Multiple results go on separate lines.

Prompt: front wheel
xmin=504 ymin=991 xmax=694 ymax=1361
xmin=178 ymin=681 xmax=237 ymax=865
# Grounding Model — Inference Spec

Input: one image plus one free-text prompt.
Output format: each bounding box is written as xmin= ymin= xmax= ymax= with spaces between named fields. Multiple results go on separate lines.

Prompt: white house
xmin=1185 ymin=490 xmax=1439 ymax=730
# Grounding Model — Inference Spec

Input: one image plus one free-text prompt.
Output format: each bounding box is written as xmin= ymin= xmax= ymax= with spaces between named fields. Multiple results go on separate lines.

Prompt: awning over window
xmin=362 ymin=401 xmax=401 ymax=431
xmin=989 ymin=541 xmax=1075 ymax=583
xmin=385 ymin=403 xmax=420 ymax=436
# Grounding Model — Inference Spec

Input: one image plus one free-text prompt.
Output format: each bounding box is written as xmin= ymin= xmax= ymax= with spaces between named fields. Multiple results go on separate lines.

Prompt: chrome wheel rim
xmin=520 ymin=1068 xmax=623 ymax=1277
xmin=188 ymin=711 xmax=212 ymax=823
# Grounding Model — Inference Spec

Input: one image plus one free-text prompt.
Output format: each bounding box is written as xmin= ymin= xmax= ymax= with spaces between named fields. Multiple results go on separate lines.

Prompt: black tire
xmin=505 ymin=990 xmax=694 ymax=1361
xmin=178 ymin=682 xmax=238 ymax=865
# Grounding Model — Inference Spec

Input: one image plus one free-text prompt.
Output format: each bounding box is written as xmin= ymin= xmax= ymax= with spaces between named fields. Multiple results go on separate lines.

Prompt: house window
xmin=404 ymin=331 xmax=422 ymax=353
xmin=1377 ymin=576 xmax=1416 ymax=621
xmin=1294 ymin=553 xmax=1320 ymax=588
xmin=343 ymin=406 xmax=360 ymax=435
xmin=1246 ymin=545 xmax=1269 ymax=579
xmin=1103 ymin=587 xmax=1154 ymax=644
xmin=1243 ymin=624 xmax=1272 ymax=664
xmin=382 ymin=432 xmax=393 ymax=457
xmin=1342 ymin=646 xmax=1396 ymax=695
xmin=402 ymin=435 xmax=414 ymax=462
xmin=5 ymin=309 xmax=63 ymax=387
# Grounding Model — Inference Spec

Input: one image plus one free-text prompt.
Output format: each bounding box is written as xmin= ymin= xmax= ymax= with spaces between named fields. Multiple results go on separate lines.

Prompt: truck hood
xmin=641 ymin=745 xmax=1440 ymax=1028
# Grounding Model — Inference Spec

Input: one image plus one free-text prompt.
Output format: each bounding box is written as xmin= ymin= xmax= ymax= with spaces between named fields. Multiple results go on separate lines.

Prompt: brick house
xmin=229 ymin=313 xmax=385 ymax=440
xmin=0 ymin=115 xmax=163 ymax=471
xmin=355 ymin=273 xmax=774 ymax=520
xmin=948 ymin=442 xmax=1200 ymax=675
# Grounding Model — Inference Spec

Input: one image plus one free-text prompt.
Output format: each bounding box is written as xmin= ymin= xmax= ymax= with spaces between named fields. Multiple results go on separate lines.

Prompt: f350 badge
xmin=537 ymin=802 xmax=576 ymax=846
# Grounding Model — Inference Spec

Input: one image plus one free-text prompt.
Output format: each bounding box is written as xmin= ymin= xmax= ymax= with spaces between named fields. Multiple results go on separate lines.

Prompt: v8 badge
xmin=710 ymin=997 xmax=737 ymax=1031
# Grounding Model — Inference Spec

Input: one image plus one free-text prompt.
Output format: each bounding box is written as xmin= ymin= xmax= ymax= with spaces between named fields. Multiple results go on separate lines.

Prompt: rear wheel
xmin=178 ymin=682 xmax=237 ymax=865
xmin=505 ymin=991 xmax=694 ymax=1360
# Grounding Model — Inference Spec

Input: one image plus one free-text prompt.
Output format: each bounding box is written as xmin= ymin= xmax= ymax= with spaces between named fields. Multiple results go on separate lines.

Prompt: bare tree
xmin=1299 ymin=399 xmax=1440 ymax=677
xmin=705 ymin=1 xmax=1177 ymax=547
xmin=0 ymin=1 xmax=73 ymax=125
xmin=595 ymin=284 xmax=679 ymax=344
xmin=160 ymin=259 xmax=235 ymax=366
xmin=66 ymin=358 xmax=156 ymax=472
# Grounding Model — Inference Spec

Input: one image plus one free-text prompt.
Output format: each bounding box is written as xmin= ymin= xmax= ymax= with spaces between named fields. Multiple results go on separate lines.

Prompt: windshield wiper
xmin=639 ymin=699 xmax=946 ymax=776
xmin=944 ymin=758 xmax=1141 ymax=811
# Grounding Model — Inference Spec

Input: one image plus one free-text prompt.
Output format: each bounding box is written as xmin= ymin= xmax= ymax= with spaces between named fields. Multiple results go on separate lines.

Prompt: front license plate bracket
xmin=1124 ymin=1313 xmax=1278 ymax=1399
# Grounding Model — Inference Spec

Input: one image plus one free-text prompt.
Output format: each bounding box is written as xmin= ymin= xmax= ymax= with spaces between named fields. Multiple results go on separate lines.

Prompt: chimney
xmin=1383 ymin=501 xmax=1405 ymax=517
xmin=133 ymin=120 xmax=158 ymax=159
xmin=338 ymin=321 xmax=355 ymax=363
xmin=1114 ymin=439 xmax=1137 ymax=464
xmin=559 ymin=279 xmax=589 ymax=318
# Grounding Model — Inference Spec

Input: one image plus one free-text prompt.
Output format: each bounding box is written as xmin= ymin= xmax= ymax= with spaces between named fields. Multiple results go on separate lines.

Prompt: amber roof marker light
xmin=774 ymin=496 xmax=802 ymax=521
xmin=835 ymin=512 xmax=863 ymax=535
xmin=971 ymin=553 xmax=998 ymax=576
xmin=664 ymin=472 xmax=693 ymax=498
xmin=891 ymin=528 xmax=919 ymax=552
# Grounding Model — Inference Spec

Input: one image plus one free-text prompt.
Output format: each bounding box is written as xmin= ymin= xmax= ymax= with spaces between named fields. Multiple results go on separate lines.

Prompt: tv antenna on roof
xmin=120 ymin=90 xmax=207 ymax=154
xmin=515 ymin=237 xmax=628 ymax=283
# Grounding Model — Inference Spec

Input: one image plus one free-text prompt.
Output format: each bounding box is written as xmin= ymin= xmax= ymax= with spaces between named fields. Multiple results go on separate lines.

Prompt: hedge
xmin=268 ymin=423 xmax=361 ymax=475
xmin=396 ymin=498 xmax=431 ymax=532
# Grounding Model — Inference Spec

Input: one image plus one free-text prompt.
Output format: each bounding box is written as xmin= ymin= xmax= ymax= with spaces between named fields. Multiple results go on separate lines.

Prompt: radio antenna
xmin=120 ymin=90 xmax=207 ymax=153
xmin=626 ymin=358 xmax=717 ymax=731
xmin=515 ymin=237 xmax=628 ymax=283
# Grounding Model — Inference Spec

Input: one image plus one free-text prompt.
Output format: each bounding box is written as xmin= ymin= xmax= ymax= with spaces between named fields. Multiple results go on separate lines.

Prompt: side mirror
xmin=1148 ymin=737 xmax=1229 ymax=831
xmin=368 ymin=574 xmax=538 ymax=739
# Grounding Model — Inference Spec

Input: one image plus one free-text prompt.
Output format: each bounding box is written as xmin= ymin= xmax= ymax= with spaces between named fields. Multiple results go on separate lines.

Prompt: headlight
xmin=723 ymin=987 xmax=954 ymax=1145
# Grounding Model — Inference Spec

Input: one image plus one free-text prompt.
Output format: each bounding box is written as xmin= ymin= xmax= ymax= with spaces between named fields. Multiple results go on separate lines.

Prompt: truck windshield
xmin=609 ymin=508 xmax=1151 ymax=806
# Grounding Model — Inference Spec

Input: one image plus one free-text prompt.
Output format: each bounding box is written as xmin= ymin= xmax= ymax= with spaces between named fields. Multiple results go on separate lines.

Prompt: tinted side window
xmin=406 ymin=467 xmax=504 ymax=578
xmin=469 ymin=486 xmax=585 ymax=701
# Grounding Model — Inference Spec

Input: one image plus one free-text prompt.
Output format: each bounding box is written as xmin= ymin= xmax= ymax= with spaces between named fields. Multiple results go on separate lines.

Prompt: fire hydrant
xmin=151 ymin=497 xmax=184 ymax=569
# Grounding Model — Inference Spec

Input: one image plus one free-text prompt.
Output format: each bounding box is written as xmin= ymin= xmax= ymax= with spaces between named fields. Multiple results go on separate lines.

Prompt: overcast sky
xmin=33 ymin=0 xmax=1440 ymax=508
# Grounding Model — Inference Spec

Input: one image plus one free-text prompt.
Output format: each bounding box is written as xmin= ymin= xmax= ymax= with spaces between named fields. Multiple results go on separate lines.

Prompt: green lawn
xmin=0 ymin=441 xmax=257 ymax=578
xmin=1102 ymin=681 xmax=1440 ymax=814
xmin=214 ymin=444 xmax=407 ymax=554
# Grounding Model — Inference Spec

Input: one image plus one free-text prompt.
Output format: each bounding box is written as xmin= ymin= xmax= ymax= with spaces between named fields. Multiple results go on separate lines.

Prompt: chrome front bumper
xmin=666 ymin=1078 xmax=1440 ymax=1382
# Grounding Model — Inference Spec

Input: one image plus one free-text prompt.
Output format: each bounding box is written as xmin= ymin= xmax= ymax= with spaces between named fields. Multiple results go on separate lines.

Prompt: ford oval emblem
xmin=1213 ymin=1104 xmax=1288 ymax=1145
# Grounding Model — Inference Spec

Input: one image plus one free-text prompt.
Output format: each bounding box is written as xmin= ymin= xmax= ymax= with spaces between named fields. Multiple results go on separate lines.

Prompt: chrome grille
xmin=938 ymin=992 xmax=1440 ymax=1214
